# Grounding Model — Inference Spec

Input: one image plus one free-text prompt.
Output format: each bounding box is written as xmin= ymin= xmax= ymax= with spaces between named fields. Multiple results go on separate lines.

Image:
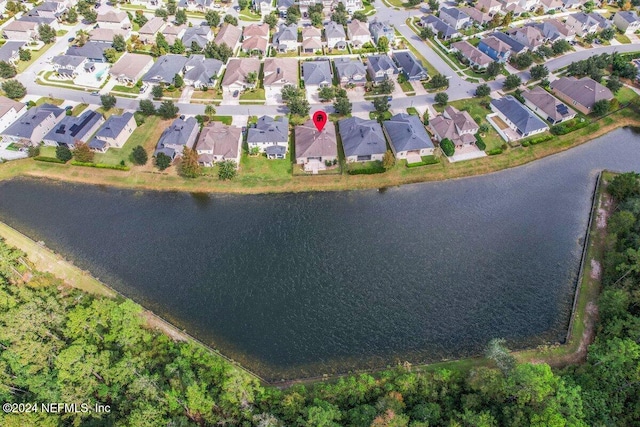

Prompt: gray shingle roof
xmin=421 ymin=15 xmax=458 ymax=38
xmin=334 ymin=57 xmax=366 ymax=84
xmin=66 ymin=41 xmax=112 ymax=60
xmin=44 ymin=110 xmax=104 ymax=146
xmin=0 ymin=41 xmax=26 ymax=62
xmin=302 ymin=60 xmax=332 ymax=86
xmin=383 ymin=113 xmax=434 ymax=152
xmin=155 ymin=117 xmax=198 ymax=155
xmin=392 ymin=51 xmax=428 ymax=80
xmin=487 ymin=31 xmax=526 ymax=54
xmin=367 ymin=54 xmax=398 ymax=74
xmin=52 ymin=54 xmax=85 ymax=68
xmin=491 ymin=96 xmax=548 ymax=135
xmin=550 ymin=76 xmax=613 ymax=110
xmin=325 ymin=21 xmax=346 ymax=39
xmin=2 ymin=104 xmax=64 ymax=139
xmin=183 ymin=54 xmax=222 ymax=85
xmin=617 ymin=11 xmax=640 ymax=23
xmin=142 ymin=54 xmax=189 ymax=84
xmin=181 ymin=26 xmax=211 ymax=49
xmin=92 ymin=112 xmax=134 ymax=140
xmin=274 ymin=23 xmax=298 ymax=42
xmin=338 ymin=117 xmax=387 ymax=157
xmin=247 ymin=116 xmax=289 ymax=144
xmin=440 ymin=7 xmax=469 ymax=22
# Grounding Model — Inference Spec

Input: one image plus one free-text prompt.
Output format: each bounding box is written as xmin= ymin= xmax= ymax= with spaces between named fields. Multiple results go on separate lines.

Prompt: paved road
xmin=545 ymin=44 xmax=640 ymax=72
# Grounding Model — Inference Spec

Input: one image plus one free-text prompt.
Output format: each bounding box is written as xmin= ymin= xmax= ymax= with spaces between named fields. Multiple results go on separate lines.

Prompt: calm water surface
xmin=1 ymin=128 xmax=640 ymax=380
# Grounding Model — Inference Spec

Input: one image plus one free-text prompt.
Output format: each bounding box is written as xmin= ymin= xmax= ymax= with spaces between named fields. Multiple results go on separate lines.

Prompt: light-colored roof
xmin=89 ymin=28 xmax=128 ymax=42
xmin=197 ymin=121 xmax=242 ymax=158
xmin=214 ymin=23 xmax=242 ymax=48
xmin=384 ymin=113 xmax=434 ymax=152
xmin=295 ymin=119 xmax=337 ymax=159
xmin=110 ymin=53 xmax=154 ymax=80
xmin=222 ymin=58 xmax=261 ymax=87
xmin=302 ymin=26 xmax=322 ymax=39
xmin=139 ymin=17 xmax=166 ymax=35
xmin=522 ymin=86 xmax=574 ymax=122
xmin=98 ymin=10 xmax=128 ymax=23
xmin=243 ymin=23 xmax=269 ymax=38
xmin=550 ymin=76 xmax=613 ymax=109
xmin=4 ymin=21 xmax=37 ymax=32
xmin=263 ymin=58 xmax=298 ymax=86
xmin=242 ymin=34 xmax=268 ymax=52
xmin=451 ymin=40 xmax=492 ymax=67
xmin=0 ymin=96 xmax=25 ymax=118
xmin=347 ymin=20 xmax=370 ymax=37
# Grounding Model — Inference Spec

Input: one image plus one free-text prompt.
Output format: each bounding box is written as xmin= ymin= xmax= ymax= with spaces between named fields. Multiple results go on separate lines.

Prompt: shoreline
xmin=0 ymin=114 xmax=637 ymax=195
xmin=0 ymin=170 xmax=612 ymax=386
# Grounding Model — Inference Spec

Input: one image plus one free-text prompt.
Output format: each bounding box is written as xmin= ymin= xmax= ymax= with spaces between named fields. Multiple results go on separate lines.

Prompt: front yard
xmin=239 ymin=88 xmax=265 ymax=100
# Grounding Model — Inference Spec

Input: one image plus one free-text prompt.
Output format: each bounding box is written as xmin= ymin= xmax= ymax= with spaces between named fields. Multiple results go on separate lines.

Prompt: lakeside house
xmin=247 ymin=116 xmax=289 ymax=157
xmin=429 ymin=106 xmax=479 ymax=148
xmin=522 ymin=86 xmax=576 ymax=125
xmin=0 ymin=96 xmax=26 ymax=133
xmin=1 ymin=104 xmax=65 ymax=145
xmin=383 ymin=113 xmax=435 ymax=160
xmin=295 ymin=119 xmax=338 ymax=171
xmin=88 ymin=112 xmax=137 ymax=152
xmin=550 ymin=77 xmax=613 ymax=115
xmin=196 ymin=121 xmax=243 ymax=166
xmin=338 ymin=117 xmax=387 ymax=163
xmin=154 ymin=116 xmax=199 ymax=159
xmin=43 ymin=109 xmax=105 ymax=148
xmin=489 ymin=95 xmax=549 ymax=141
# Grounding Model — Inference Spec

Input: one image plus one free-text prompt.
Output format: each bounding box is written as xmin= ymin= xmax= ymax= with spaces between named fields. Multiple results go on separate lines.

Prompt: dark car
xmin=67 ymin=37 xmax=75 ymax=42
xmin=232 ymin=90 xmax=239 ymax=97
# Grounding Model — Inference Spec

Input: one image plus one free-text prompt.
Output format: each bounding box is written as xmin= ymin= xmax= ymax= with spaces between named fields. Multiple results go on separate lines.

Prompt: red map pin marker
xmin=313 ymin=110 xmax=327 ymax=132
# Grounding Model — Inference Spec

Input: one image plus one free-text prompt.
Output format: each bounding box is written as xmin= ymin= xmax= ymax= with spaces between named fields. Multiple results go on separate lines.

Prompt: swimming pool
xmin=95 ymin=68 xmax=106 ymax=80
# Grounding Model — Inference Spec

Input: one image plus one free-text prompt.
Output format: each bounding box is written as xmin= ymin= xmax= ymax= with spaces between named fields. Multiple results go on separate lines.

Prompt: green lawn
xmin=93 ymin=115 xmax=163 ymax=165
xmin=191 ymin=89 xmax=223 ymax=100
xmin=369 ymin=111 xmax=392 ymax=121
xmin=211 ymin=116 xmax=233 ymax=125
xmin=96 ymin=107 xmax=124 ymax=120
xmin=36 ymin=97 xmax=64 ymax=106
xmin=239 ymin=153 xmax=292 ymax=182
xmin=406 ymin=107 xmax=419 ymax=116
xmin=71 ymin=103 xmax=88 ymax=116
xmin=399 ymin=80 xmax=415 ymax=94
xmin=615 ymin=86 xmax=638 ymax=104
xmin=17 ymin=43 xmax=54 ymax=73
xmin=56 ymin=30 xmax=68 ymax=36
xmin=239 ymin=88 xmax=265 ymax=100
xmin=112 ymin=84 xmax=141 ymax=94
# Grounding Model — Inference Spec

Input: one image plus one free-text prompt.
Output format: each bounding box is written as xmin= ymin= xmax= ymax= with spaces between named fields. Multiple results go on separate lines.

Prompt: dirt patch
xmin=142 ymin=311 xmax=189 ymax=342
xmin=590 ymin=259 xmax=602 ymax=280
xmin=596 ymin=193 xmax=612 ymax=229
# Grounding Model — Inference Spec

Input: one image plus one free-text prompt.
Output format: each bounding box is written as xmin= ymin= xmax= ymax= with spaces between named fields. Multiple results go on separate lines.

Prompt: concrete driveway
xmin=0 ymin=142 xmax=28 ymax=161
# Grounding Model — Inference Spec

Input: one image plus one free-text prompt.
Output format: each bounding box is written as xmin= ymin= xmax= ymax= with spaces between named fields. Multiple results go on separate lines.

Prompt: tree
xmin=138 ymin=99 xmax=156 ymax=115
xmin=224 ymin=15 xmax=238 ymax=26
xmin=475 ymin=83 xmax=490 ymax=97
xmin=156 ymin=32 xmax=170 ymax=52
xmin=503 ymin=74 xmax=522 ymax=90
xmin=170 ymin=38 xmax=185 ymax=54
xmin=73 ymin=142 xmax=94 ymax=163
xmin=175 ymin=8 xmax=187 ymax=25
xmin=378 ymin=78 xmax=395 ymax=94
xmin=205 ymin=10 xmax=221 ymax=27
xmin=428 ymin=0 xmax=439 ymax=10
xmin=264 ymin=13 xmax=278 ymax=29
xmin=440 ymin=138 xmax=454 ymax=156
xmin=104 ymin=48 xmax=118 ymax=63
xmin=319 ymin=87 xmax=335 ymax=101
xmin=537 ymin=45 xmax=553 ymax=58
xmin=83 ymin=9 xmax=97 ymax=24
xmin=167 ymin=0 xmax=177 ymax=14
xmin=600 ymin=27 xmax=615 ymax=41
xmin=434 ymin=92 xmax=448 ymax=106
xmin=131 ymin=145 xmax=148 ymax=165
xmin=352 ymin=11 xmax=368 ymax=22
xmin=155 ymin=8 xmax=169 ymax=20
xmin=205 ymin=104 xmax=216 ymax=118
xmin=608 ymin=172 xmax=640 ymax=201
xmin=286 ymin=5 xmax=300 ymax=24
xmin=420 ymin=27 xmax=434 ymax=40
xmin=334 ymin=96 xmax=352 ymax=115
xmin=512 ymin=52 xmax=533 ymax=69
xmin=331 ymin=2 xmax=349 ymax=25
xmin=178 ymin=147 xmax=201 ymax=178
xmin=55 ymin=145 xmax=72 ymax=162
xmin=282 ymin=85 xmax=305 ymax=101
xmin=592 ymin=99 xmax=610 ymax=116
xmin=100 ymin=94 xmax=117 ymax=110
xmin=310 ymin=11 xmax=323 ymax=27
xmin=377 ymin=36 xmax=389 ymax=53
xmin=1 ymin=79 xmax=26 ymax=99
xmin=584 ymin=0 xmax=595 ymax=12
xmin=246 ymin=71 xmax=257 ymax=85
xmin=152 ymin=85 xmax=164 ymax=99
xmin=287 ymin=96 xmax=310 ymax=116
xmin=174 ymin=73 xmax=184 ymax=88
xmin=606 ymin=76 xmax=623 ymax=94
xmin=0 ymin=61 xmax=17 ymax=78
xmin=203 ymin=42 xmax=233 ymax=62
xmin=552 ymin=39 xmax=571 ymax=55
xmin=408 ymin=0 xmax=421 ymax=5
xmin=18 ymin=48 xmax=31 ymax=62
xmin=75 ymin=29 xmax=89 ymax=47
xmin=38 ymin=23 xmax=56 ymax=43
xmin=238 ymin=0 xmax=248 ymax=9
xmin=501 ymin=10 xmax=514 ymax=26
xmin=112 ymin=34 xmax=126 ymax=52
xmin=382 ymin=150 xmax=395 ymax=170
xmin=530 ymin=64 xmax=549 ymax=81
xmin=155 ymin=152 xmax=172 ymax=170
xmin=485 ymin=338 xmax=515 ymax=374
xmin=134 ymin=10 xmax=148 ymax=27
xmin=66 ymin=7 xmax=78 ymax=24
xmin=157 ymin=100 xmax=179 ymax=119
xmin=430 ymin=74 xmax=449 ymax=89
xmin=218 ymin=160 xmax=237 ymax=180
xmin=486 ymin=61 xmax=503 ymax=78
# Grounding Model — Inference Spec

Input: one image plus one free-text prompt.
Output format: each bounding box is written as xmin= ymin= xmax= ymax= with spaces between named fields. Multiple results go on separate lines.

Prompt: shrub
xmin=155 ymin=153 xmax=172 ymax=170
xmin=347 ymin=161 xmax=385 ymax=175
xmin=474 ymin=134 xmax=486 ymax=150
xmin=70 ymin=161 xmax=130 ymax=170
xmin=34 ymin=156 xmax=65 ymax=163
xmin=131 ymin=145 xmax=148 ymax=165
xmin=55 ymin=146 xmax=72 ymax=162
xmin=440 ymin=138 xmax=455 ymax=156
xmin=487 ymin=148 xmax=503 ymax=155
xmin=523 ymin=134 xmax=554 ymax=145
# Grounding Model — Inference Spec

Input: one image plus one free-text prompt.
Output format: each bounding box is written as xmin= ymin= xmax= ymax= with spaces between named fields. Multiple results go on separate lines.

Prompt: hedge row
xmin=34 ymin=156 xmax=65 ymax=164
xmin=521 ymin=134 xmax=554 ymax=147
xmin=475 ymin=134 xmax=486 ymax=151
xmin=550 ymin=119 xmax=589 ymax=135
xmin=347 ymin=165 xmax=386 ymax=175
xmin=487 ymin=148 xmax=503 ymax=156
xmin=71 ymin=161 xmax=130 ymax=171
xmin=406 ymin=156 xmax=439 ymax=168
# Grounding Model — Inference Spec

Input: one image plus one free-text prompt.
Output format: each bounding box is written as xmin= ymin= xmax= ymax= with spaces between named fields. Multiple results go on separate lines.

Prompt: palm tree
xmin=205 ymin=104 xmax=216 ymax=119
xmin=75 ymin=29 xmax=89 ymax=47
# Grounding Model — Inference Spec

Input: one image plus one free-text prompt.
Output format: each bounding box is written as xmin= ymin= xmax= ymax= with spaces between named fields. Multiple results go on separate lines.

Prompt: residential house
xmin=540 ymin=0 xmax=563 ymax=12
xmin=51 ymin=55 xmax=87 ymax=78
xmin=182 ymin=54 xmax=223 ymax=88
xmin=109 ymin=52 xmax=154 ymax=84
xmin=89 ymin=28 xmax=130 ymax=42
xmin=490 ymin=96 xmax=548 ymax=140
xmin=178 ymin=0 xmax=215 ymax=12
xmin=263 ymin=58 xmax=299 ymax=100
xmin=3 ymin=21 xmax=38 ymax=41
xmin=182 ymin=25 xmax=214 ymax=50
xmin=477 ymin=35 xmax=512 ymax=62
xmin=369 ymin=20 xmax=395 ymax=45
xmin=138 ymin=17 xmax=166 ymax=44
xmin=484 ymin=31 xmax=526 ymax=55
xmin=347 ymin=20 xmax=372 ymax=48
xmin=19 ymin=15 xmax=60 ymax=31
xmin=334 ymin=57 xmax=367 ymax=86
xmin=42 ymin=109 xmax=105 ymax=148
xmin=0 ymin=96 xmax=27 ymax=133
xmin=451 ymin=41 xmax=493 ymax=69
xmin=196 ymin=121 xmax=242 ymax=166
xmin=87 ymin=112 xmax=137 ymax=152
xmin=325 ymin=21 xmax=347 ymax=50
xmin=277 ymin=0 xmax=294 ymax=16
xmin=214 ymin=23 xmax=242 ymax=52
xmin=613 ymin=11 xmax=640 ymax=34
xmin=142 ymin=54 xmax=189 ymax=85
xmin=366 ymin=54 xmax=399 ymax=82
xmin=562 ymin=0 xmax=583 ymax=9
xmin=474 ymin=0 xmax=502 ymax=15
xmin=273 ymin=24 xmax=298 ymax=52
xmin=522 ymin=86 xmax=576 ymax=125
xmin=531 ymin=19 xmax=575 ymax=42
xmin=154 ymin=116 xmax=199 ymax=159
xmin=342 ymin=0 xmax=363 ymax=13
xmin=506 ymin=26 xmax=544 ymax=51
xmin=550 ymin=76 xmax=613 ymax=115
xmin=130 ymin=0 xmax=162 ymax=9
xmin=301 ymin=26 xmax=323 ymax=54
xmin=383 ymin=113 xmax=435 ymax=159
xmin=27 ymin=1 xmax=67 ymax=19
xmin=295 ymin=119 xmax=338 ymax=167
xmin=565 ymin=12 xmax=610 ymax=36
xmin=462 ymin=7 xmax=492 ymax=26
xmin=221 ymin=58 xmax=261 ymax=93
xmin=439 ymin=7 xmax=471 ymax=30
xmin=0 ymin=41 xmax=27 ymax=65
xmin=420 ymin=15 xmax=460 ymax=40
xmin=499 ymin=0 xmax=526 ymax=16
xmin=97 ymin=10 xmax=131 ymax=30
xmin=246 ymin=116 xmax=289 ymax=157
xmin=1 ymin=104 xmax=65 ymax=145
xmin=392 ymin=50 xmax=428 ymax=81
xmin=253 ymin=0 xmax=274 ymax=17
xmin=339 ymin=117 xmax=387 ymax=162
xmin=242 ymin=23 xmax=270 ymax=55
xmin=66 ymin=41 xmax=112 ymax=62
xmin=428 ymin=106 xmax=479 ymax=148
xmin=162 ymin=24 xmax=187 ymax=45
xmin=302 ymin=60 xmax=333 ymax=94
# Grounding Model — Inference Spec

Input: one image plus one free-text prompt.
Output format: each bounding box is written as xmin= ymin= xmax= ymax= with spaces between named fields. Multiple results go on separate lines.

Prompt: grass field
xmin=112 ymin=84 xmax=141 ymax=94
xmin=93 ymin=116 xmax=167 ymax=166
xmin=16 ymin=43 xmax=54 ymax=73
xmin=239 ymin=88 xmax=265 ymax=100
xmin=615 ymin=86 xmax=637 ymax=104
xmin=614 ymin=33 xmax=631 ymax=44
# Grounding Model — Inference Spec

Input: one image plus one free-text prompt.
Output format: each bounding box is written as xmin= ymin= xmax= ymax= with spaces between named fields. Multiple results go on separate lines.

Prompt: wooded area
xmin=0 ymin=173 xmax=639 ymax=426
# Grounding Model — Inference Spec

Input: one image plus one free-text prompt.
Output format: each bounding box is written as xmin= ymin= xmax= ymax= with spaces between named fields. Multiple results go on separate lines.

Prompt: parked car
xmin=233 ymin=90 xmax=239 ymax=97
xmin=90 ymin=91 xmax=100 ymax=96
xmin=67 ymin=37 xmax=75 ymax=42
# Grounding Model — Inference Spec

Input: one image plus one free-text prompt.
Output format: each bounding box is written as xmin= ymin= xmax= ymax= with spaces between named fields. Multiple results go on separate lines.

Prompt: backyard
xmin=93 ymin=115 xmax=167 ymax=166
